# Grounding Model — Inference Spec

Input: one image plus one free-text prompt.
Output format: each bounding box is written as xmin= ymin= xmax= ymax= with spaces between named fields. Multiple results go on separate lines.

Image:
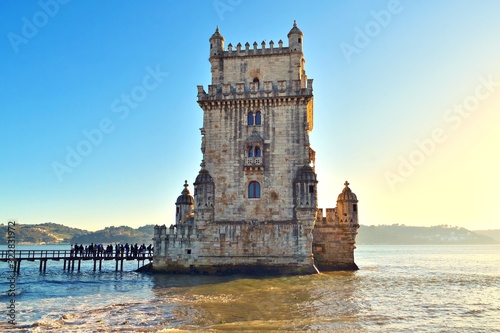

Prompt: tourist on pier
xmin=147 ymin=244 xmax=152 ymax=256
xmin=70 ymin=244 xmax=74 ymax=257
xmin=125 ymin=243 xmax=130 ymax=257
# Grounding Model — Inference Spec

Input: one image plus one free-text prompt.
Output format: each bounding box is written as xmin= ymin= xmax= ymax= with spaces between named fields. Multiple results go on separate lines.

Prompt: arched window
xmin=253 ymin=77 xmax=260 ymax=88
xmin=247 ymin=112 xmax=254 ymax=126
xmin=248 ymin=147 xmax=254 ymax=157
xmin=255 ymin=111 xmax=261 ymax=125
xmin=248 ymin=181 xmax=260 ymax=198
xmin=255 ymin=146 xmax=261 ymax=157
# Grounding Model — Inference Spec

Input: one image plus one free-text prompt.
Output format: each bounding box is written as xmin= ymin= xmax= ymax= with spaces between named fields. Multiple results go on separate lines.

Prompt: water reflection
xmin=150 ymin=272 xmax=364 ymax=331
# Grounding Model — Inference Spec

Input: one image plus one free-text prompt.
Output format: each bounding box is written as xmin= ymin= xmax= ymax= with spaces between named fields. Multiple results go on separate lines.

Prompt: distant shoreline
xmin=1 ymin=223 xmax=498 ymax=246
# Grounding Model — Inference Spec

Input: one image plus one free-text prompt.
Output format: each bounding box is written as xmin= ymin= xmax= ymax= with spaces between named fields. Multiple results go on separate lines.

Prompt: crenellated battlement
xmin=197 ymin=79 xmax=313 ymax=102
xmin=216 ymin=39 xmax=296 ymax=58
xmin=153 ymin=224 xmax=194 ymax=257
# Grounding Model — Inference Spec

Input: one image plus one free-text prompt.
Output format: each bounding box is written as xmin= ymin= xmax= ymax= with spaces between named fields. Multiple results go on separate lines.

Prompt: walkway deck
xmin=0 ymin=250 xmax=152 ymax=273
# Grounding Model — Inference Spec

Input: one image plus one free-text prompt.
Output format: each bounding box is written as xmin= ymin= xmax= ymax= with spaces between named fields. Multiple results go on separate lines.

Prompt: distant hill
xmin=0 ymin=222 xmax=89 ymax=244
xmin=357 ymin=224 xmax=498 ymax=245
xmin=0 ymin=223 xmax=155 ymax=245
xmin=70 ymin=225 xmax=155 ymax=245
xmin=473 ymin=229 xmax=500 ymax=242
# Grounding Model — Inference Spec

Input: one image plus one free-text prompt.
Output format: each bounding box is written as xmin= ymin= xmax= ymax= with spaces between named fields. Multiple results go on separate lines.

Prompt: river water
xmin=0 ymin=244 xmax=499 ymax=332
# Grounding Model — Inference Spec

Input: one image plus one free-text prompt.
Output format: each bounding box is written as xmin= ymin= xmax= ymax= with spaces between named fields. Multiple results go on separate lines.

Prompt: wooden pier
xmin=0 ymin=250 xmax=152 ymax=273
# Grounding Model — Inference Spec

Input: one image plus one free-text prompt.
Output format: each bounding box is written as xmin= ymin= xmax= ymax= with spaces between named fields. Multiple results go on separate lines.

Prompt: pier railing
xmin=0 ymin=249 xmax=153 ymax=273
xmin=0 ymin=249 xmax=152 ymax=260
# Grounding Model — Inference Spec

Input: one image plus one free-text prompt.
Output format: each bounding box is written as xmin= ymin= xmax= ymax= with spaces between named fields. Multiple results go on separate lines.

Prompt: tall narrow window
xmin=247 ymin=112 xmax=254 ymax=126
xmin=255 ymin=111 xmax=261 ymax=125
xmin=248 ymin=181 xmax=261 ymax=198
xmin=353 ymin=204 xmax=358 ymax=212
xmin=248 ymin=147 xmax=254 ymax=157
xmin=255 ymin=146 xmax=261 ymax=157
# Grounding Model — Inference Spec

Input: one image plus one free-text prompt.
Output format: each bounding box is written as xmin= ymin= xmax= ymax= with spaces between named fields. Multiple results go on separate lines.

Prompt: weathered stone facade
xmin=152 ymin=23 xmax=360 ymax=274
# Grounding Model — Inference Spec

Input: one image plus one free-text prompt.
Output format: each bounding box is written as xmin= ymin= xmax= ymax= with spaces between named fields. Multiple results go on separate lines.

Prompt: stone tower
xmin=152 ymin=23 xmax=359 ymax=274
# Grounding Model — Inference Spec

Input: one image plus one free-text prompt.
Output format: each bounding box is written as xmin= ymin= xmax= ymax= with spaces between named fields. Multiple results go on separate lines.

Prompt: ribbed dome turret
xmin=296 ymin=165 xmax=317 ymax=181
xmin=210 ymin=26 xmax=224 ymax=41
xmin=176 ymin=180 xmax=194 ymax=205
xmin=337 ymin=181 xmax=358 ymax=202
xmin=287 ymin=20 xmax=303 ymax=38
xmin=194 ymin=168 xmax=213 ymax=185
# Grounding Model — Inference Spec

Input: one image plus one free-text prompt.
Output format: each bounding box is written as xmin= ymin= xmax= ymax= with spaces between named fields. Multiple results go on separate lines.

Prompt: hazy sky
xmin=1 ymin=1 xmax=499 ymax=231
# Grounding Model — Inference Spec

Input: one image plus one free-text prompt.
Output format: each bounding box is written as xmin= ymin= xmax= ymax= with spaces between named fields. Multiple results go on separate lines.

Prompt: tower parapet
xmin=197 ymin=79 xmax=313 ymax=102
xmin=207 ymin=22 xmax=308 ymax=89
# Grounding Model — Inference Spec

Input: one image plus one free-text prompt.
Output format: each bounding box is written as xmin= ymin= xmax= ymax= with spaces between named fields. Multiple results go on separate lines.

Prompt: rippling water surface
xmin=1 ymin=245 xmax=499 ymax=332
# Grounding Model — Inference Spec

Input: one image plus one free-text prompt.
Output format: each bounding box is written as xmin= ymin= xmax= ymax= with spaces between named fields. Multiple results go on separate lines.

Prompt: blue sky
xmin=1 ymin=0 xmax=499 ymax=231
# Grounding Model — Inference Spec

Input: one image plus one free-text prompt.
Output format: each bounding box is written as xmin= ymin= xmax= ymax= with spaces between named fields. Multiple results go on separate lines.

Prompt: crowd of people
xmin=69 ymin=243 xmax=153 ymax=258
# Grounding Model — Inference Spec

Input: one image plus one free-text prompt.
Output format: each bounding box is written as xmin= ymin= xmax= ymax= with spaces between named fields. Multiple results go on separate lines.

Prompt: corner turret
xmin=193 ymin=161 xmax=215 ymax=210
xmin=209 ymin=26 xmax=225 ymax=57
xmin=175 ymin=180 xmax=194 ymax=224
xmin=336 ymin=181 xmax=359 ymax=228
xmin=294 ymin=164 xmax=318 ymax=209
xmin=287 ymin=20 xmax=303 ymax=53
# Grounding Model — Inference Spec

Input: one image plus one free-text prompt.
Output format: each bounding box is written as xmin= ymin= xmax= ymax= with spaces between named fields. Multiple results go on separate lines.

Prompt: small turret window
xmin=298 ymin=38 xmax=301 ymax=43
xmin=248 ymin=181 xmax=261 ymax=198
xmin=353 ymin=204 xmax=357 ymax=212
